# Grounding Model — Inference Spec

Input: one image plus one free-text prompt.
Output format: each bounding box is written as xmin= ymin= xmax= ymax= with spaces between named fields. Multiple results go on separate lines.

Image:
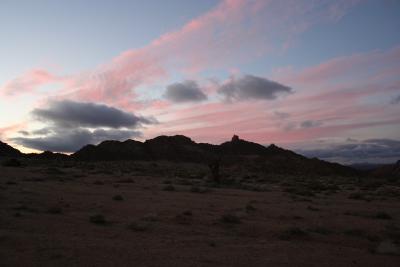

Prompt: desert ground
xmin=1 ymin=160 xmax=399 ymax=267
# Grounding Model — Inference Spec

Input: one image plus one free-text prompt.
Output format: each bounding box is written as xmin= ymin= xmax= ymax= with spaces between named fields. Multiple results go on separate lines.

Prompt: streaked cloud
xmin=3 ymin=0 xmax=397 ymax=158
xmin=0 ymin=69 xmax=59 ymax=96
xmin=1 ymin=0 xmax=360 ymax=106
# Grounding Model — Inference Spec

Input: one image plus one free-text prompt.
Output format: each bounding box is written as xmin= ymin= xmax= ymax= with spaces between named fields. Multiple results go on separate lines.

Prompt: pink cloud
xmin=276 ymin=46 xmax=400 ymax=88
xmin=2 ymin=0 xmax=372 ymax=149
xmin=0 ymin=123 xmax=27 ymax=139
xmin=2 ymin=0 xmax=361 ymax=107
xmin=142 ymin=43 xmax=400 ymax=146
xmin=0 ymin=69 xmax=60 ymax=96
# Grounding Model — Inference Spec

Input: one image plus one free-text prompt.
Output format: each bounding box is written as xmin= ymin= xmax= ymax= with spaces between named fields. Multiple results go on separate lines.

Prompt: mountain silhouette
xmin=71 ymin=135 xmax=357 ymax=176
xmin=0 ymin=141 xmax=22 ymax=157
xmin=31 ymin=151 xmax=70 ymax=161
xmin=0 ymin=135 xmax=361 ymax=176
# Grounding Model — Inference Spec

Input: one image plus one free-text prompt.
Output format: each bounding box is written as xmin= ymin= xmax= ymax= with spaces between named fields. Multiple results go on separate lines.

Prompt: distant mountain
xmin=349 ymin=163 xmax=384 ymax=171
xmin=371 ymin=160 xmax=400 ymax=180
xmin=0 ymin=141 xmax=22 ymax=157
xmin=72 ymin=135 xmax=357 ymax=176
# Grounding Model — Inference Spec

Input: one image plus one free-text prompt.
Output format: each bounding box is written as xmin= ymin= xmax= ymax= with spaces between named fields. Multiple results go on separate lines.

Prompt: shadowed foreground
xmin=1 ymin=161 xmax=399 ymax=267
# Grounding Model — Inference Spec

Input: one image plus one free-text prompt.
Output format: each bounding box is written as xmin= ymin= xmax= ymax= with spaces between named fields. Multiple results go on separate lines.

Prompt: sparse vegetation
xmin=0 ymin=136 xmax=399 ymax=266
xmin=245 ymin=203 xmax=256 ymax=212
xmin=127 ymin=221 xmax=150 ymax=232
xmin=309 ymin=227 xmax=333 ymax=235
xmin=385 ymin=224 xmax=400 ymax=242
xmin=220 ymin=213 xmax=241 ymax=224
xmin=373 ymin=240 xmax=400 ymax=255
xmin=343 ymin=228 xmax=367 ymax=238
xmin=112 ymin=195 xmax=124 ymax=201
xmin=89 ymin=214 xmax=106 ymax=225
xmin=348 ymin=192 xmax=365 ymax=200
xmin=141 ymin=213 xmax=159 ymax=222
xmin=2 ymin=158 xmax=21 ymax=167
xmin=175 ymin=214 xmax=191 ymax=225
xmin=374 ymin=212 xmax=392 ymax=220
xmin=45 ymin=167 xmax=65 ymax=175
xmin=162 ymin=184 xmax=175 ymax=191
xmin=47 ymin=206 xmax=62 ymax=214
xmin=307 ymin=205 xmax=320 ymax=211
xmin=183 ymin=210 xmax=193 ymax=216
xmin=285 ymin=186 xmax=315 ymax=197
xmin=116 ymin=178 xmax=135 ymax=183
xmin=13 ymin=204 xmax=37 ymax=213
xmin=190 ymin=185 xmax=207 ymax=193
xmin=208 ymin=241 xmax=216 ymax=247
xmin=279 ymin=227 xmax=308 ymax=240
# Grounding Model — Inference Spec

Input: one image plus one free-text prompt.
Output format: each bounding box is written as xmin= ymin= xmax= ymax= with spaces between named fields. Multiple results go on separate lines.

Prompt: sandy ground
xmin=0 ymin=161 xmax=399 ymax=266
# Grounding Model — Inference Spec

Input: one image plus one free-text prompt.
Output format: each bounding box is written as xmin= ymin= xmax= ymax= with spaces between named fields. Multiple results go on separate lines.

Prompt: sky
xmin=0 ymin=0 xmax=399 ymax=164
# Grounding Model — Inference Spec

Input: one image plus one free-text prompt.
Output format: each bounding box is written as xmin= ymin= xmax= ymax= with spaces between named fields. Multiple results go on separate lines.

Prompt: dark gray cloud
xmin=274 ymin=111 xmax=290 ymax=119
xmin=283 ymin=122 xmax=297 ymax=131
xmin=280 ymin=119 xmax=322 ymax=132
xmin=391 ymin=95 xmax=400 ymax=104
xmin=18 ymin=130 xmax=30 ymax=136
xmin=33 ymin=100 xmax=154 ymax=128
xmin=31 ymin=128 xmax=52 ymax=135
xmin=218 ymin=75 xmax=292 ymax=102
xmin=12 ymin=128 xmax=140 ymax=153
xmin=14 ymin=100 xmax=155 ymax=153
xmin=300 ymin=120 xmax=323 ymax=128
xmin=297 ymin=139 xmax=400 ymax=164
xmin=164 ymin=80 xmax=207 ymax=103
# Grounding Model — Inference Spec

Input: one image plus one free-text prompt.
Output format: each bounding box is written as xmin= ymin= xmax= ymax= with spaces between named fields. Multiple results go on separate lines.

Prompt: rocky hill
xmin=71 ymin=135 xmax=357 ymax=176
xmin=73 ymin=139 xmax=149 ymax=161
xmin=0 ymin=135 xmax=359 ymax=176
xmin=0 ymin=141 xmax=22 ymax=157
